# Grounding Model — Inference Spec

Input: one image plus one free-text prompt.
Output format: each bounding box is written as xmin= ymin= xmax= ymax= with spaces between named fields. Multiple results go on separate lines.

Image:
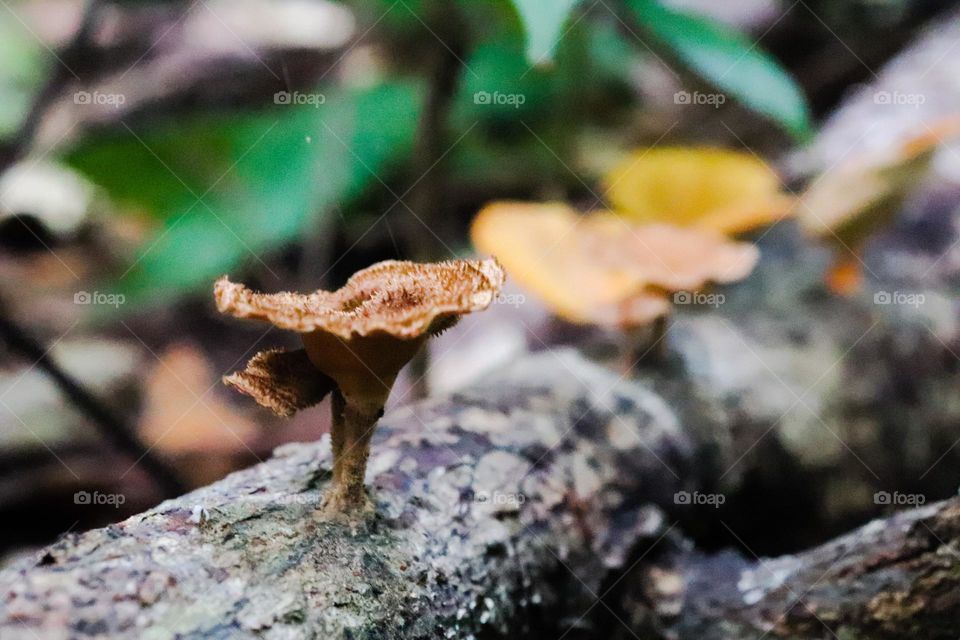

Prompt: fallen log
xmin=0 ymin=349 xmax=692 ymax=639
xmin=3 ymin=221 xmax=960 ymax=638
xmin=621 ymin=497 xmax=960 ymax=640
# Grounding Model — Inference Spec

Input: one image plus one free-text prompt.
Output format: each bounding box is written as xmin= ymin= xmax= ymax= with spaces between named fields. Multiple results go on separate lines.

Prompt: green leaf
xmin=64 ymin=82 xmax=423 ymax=308
xmin=626 ymin=0 xmax=812 ymax=140
xmin=0 ymin=14 xmax=47 ymax=141
xmin=509 ymin=0 xmax=582 ymax=65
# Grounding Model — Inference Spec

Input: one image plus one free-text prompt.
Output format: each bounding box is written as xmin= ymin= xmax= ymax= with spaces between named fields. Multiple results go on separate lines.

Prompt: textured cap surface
xmin=215 ymin=258 xmax=506 ymax=340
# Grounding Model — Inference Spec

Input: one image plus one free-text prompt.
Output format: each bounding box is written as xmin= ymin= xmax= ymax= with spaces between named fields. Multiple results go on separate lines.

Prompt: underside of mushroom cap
xmin=215 ymin=258 xmax=506 ymax=340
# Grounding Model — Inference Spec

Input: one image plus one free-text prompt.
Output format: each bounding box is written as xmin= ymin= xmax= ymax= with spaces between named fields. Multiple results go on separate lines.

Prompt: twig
xmin=0 ymin=0 xmax=101 ymax=170
xmin=0 ymin=311 xmax=186 ymax=497
xmin=0 ymin=2 xmax=183 ymax=497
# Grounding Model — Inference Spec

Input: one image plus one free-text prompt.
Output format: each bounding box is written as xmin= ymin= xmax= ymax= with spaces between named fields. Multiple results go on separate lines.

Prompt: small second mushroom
xmin=215 ymin=258 xmax=505 ymax=515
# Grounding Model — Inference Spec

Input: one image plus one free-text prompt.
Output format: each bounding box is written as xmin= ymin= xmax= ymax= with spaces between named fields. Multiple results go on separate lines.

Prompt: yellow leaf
xmin=603 ymin=147 xmax=791 ymax=234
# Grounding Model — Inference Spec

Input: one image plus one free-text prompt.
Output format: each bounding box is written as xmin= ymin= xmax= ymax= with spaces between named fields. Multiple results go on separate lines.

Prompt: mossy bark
xmin=0 ymin=349 xmax=693 ymax=639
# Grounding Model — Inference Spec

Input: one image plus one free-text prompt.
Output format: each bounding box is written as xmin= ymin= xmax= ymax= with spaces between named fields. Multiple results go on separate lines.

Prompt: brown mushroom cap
xmin=217 ymin=258 xmax=506 ymax=408
xmin=215 ymin=258 xmax=505 ymax=340
xmin=799 ymin=118 xmax=960 ymax=245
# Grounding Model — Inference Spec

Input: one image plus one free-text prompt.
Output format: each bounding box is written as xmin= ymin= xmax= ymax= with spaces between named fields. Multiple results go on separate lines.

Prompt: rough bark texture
xmin=2 ymin=218 xmax=960 ymax=638
xmin=628 ymin=218 xmax=960 ymax=554
xmin=0 ymin=349 xmax=692 ymax=639
xmin=621 ymin=497 xmax=960 ymax=640
xmin=6 ymin=3 xmax=960 ymax=638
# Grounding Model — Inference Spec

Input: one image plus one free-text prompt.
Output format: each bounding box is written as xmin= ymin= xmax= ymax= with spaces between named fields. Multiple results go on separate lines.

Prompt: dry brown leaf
xmin=140 ymin=343 xmax=256 ymax=455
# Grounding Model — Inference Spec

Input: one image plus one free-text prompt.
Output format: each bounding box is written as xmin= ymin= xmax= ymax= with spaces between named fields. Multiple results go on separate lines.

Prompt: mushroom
xmin=215 ymin=258 xmax=505 ymax=514
xmin=603 ymin=146 xmax=794 ymax=236
xmin=471 ymin=202 xmax=758 ymax=328
xmin=471 ymin=202 xmax=758 ymax=367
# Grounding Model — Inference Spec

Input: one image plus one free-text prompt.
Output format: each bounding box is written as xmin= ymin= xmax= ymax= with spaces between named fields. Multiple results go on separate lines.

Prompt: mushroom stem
xmin=329 ymin=390 xmax=346 ymax=485
xmin=323 ymin=390 xmax=383 ymax=514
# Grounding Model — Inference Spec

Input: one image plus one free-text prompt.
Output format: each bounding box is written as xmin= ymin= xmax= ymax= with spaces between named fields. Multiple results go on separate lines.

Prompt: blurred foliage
xmin=509 ymin=0 xmax=810 ymax=137
xmin=627 ymin=0 xmax=812 ymax=139
xmin=508 ymin=0 xmax=584 ymax=64
xmin=0 ymin=16 xmax=46 ymax=140
xmin=0 ymin=0 xmax=813 ymax=312
xmin=65 ymin=82 xmax=423 ymax=306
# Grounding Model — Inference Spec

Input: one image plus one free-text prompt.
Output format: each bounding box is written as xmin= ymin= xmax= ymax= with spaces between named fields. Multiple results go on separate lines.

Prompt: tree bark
xmin=621 ymin=497 xmax=960 ymax=640
xmin=0 ymin=348 xmax=693 ymax=639
xmin=0 ymin=213 xmax=957 ymax=640
xmin=3 ymin=222 xmax=960 ymax=638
